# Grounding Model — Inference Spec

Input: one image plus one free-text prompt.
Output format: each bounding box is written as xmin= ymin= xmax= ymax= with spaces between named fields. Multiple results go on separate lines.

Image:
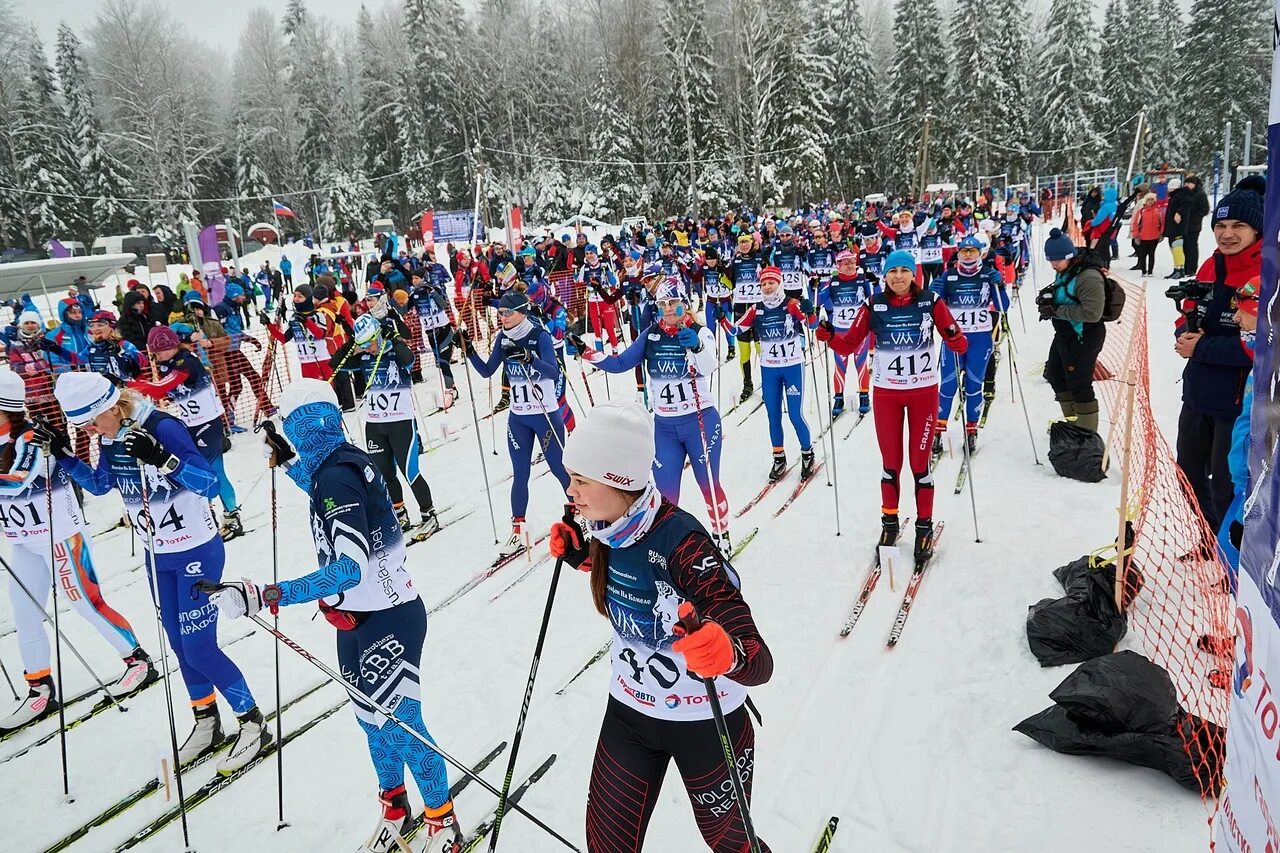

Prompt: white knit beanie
xmin=17 ymin=310 xmax=40 ymax=328
xmin=55 ymin=372 xmax=119 ymax=426
xmin=0 ymin=371 xmax=24 ymax=413
xmin=562 ymin=400 xmax=655 ymax=489
xmin=279 ymin=377 xmax=340 ymax=419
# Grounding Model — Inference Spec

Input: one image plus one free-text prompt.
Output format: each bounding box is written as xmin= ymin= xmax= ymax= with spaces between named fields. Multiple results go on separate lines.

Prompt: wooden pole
xmin=1114 ymin=360 xmax=1139 ymax=612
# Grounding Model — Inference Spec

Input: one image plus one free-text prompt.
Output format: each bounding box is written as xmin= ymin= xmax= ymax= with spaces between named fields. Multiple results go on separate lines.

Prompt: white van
xmin=92 ymin=234 xmax=168 ymax=269
xmin=49 ymin=240 xmax=88 ymax=257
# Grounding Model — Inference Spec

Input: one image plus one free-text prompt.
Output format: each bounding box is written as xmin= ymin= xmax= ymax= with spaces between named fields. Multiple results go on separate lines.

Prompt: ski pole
xmin=459 ymin=330 xmax=501 ymax=543
xmin=686 ymin=349 xmax=729 ymax=547
xmin=0 ymin=655 xmax=17 ymax=702
xmin=193 ymin=584 xmax=583 ymax=853
xmin=257 ymin=421 xmax=288 ymax=831
xmin=135 ymin=459 xmax=192 ymax=847
xmin=804 ymin=327 xmax=833 ymax=488
xmin=0 ymin=553 xmax=122 ymax=707
xmin=488 ymin=507 xmax=573 ymax=851
xmin=1001 ymin=321 xmax=1042 ymax=465
xmin=673 ymin=603 xmax=763 ymax=853
xmin=956 ymin=357 xmax=982 ymax=543
xmin=43 ymin=455 xmax=71 ymax=801
xmin=822 ymin=343 xmax=843 ymax=536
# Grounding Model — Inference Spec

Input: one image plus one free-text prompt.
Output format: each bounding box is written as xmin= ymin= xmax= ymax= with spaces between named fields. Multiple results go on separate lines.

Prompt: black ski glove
xmin=260 ymin=421 xmax=296 ymax=468
xmin=31 ymin=416 xmax=71 ymax=458
xmin=122 ymin=429 xmax=178 ymax=471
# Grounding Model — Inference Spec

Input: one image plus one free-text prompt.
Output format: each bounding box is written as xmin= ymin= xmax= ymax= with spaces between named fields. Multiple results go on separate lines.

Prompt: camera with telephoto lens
xmin=1164 ymin=278 xmax=1213 ymax=334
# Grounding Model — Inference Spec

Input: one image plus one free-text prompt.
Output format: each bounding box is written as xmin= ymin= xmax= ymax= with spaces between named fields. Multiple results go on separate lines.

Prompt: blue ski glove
xmin=676 ymin=326 xmax=702 ymax=352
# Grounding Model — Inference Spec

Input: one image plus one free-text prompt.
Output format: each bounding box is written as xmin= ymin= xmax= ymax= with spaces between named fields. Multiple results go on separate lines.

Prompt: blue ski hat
xmin=519 ymin=246 xmax=537 ymax=259
xmin=498 ymin=291 xmax=532 ymax=313
xmin=182 ymin=289 xmax=205 ymax=306
xmin=224 ymin=283 xmax=244 ymax=300
xmin=642 ymin=262 xmax=663 ymax=278
xmin=654 ymin=277 xmax=688 ymax=302
xmin=585 ymin=243 xmax=599 ymax=254
xmin=883 ymin=250 xmax=917 ymax=274
xmin=1043 ymin=228 xmax=1076 ymax=262
xmin=957 ymin=235 xmax=984 ymax=252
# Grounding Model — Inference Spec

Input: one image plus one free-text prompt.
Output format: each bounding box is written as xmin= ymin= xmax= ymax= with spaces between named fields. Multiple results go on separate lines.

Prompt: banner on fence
xmin=1213 ymin=2 xmax=1280 ymax=847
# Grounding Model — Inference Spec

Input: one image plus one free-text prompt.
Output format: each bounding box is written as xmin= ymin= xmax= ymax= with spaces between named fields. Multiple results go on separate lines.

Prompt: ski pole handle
xmin=674 ymin=600 xmax=702 ymax=637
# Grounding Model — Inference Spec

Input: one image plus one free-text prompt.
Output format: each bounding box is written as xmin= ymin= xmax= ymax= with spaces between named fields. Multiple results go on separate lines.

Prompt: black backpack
xmin=1099 ymin=273 xmax=1126 ymax=323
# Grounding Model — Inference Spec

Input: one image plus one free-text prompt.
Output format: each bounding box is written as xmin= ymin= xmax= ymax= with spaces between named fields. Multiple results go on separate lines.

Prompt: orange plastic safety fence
xmin=1092 ymin=266 xmax=1231 ymax=806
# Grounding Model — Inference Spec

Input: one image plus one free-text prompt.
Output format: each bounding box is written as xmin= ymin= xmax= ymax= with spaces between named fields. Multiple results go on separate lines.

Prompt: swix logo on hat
xmin=604 ymin=472 xmax=636 ymax=487
xmin=1217 ymin=206 xmax=1230 ymax=219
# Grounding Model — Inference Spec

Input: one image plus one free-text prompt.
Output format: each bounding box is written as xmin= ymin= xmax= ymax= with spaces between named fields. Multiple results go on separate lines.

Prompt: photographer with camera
xmin=1172 ymin=175 xmax=1264 ymax=532
xmin=1037 ymin=228 xmax=1106 ymax=432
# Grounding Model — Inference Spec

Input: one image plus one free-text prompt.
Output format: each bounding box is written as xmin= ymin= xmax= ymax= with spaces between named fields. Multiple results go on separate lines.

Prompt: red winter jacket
xmin=1130 ymin=204 xmax=1164 ymax=242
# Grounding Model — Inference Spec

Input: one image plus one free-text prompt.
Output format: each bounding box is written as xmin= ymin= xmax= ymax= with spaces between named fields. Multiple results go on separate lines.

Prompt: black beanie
xmin=1214 ymin=175 xmax=1266 ymax=234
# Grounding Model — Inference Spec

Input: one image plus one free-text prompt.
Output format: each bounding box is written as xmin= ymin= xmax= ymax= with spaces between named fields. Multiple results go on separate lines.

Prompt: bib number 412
xmin=886 ymin=351 xmax=932 ymax=377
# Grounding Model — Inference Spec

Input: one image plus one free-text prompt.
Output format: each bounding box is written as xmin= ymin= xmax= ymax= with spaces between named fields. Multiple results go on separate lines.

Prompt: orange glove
xmin=549 ymin=515 xmax=589 ymax=570
xmin=673 ymin=619 xmax=737 ymax=678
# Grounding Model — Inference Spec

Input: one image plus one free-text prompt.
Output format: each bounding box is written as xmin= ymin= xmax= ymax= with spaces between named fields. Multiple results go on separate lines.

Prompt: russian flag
xmin=272 ymin=199 xmax=295 ymax=218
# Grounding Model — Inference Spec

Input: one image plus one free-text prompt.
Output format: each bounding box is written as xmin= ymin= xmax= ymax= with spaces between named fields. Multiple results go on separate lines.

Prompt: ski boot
xmin=725 ymin=346 xmax=737 ymax=362
xmin=712 ymin=530 xmax=733 ymax=557
xmin=0 ymin=673 xmax=56 ymax=731
xmin=421 ymin=799 xmax=464 ymax=853
xmin=229 ymin=424 xmax=247 ymax=435
xmin=1164 ymin=267 xmax=1184 ymax=280
xmin=964 ymin=425 xmax=978 ymax=456
xmin=217 ymin=706 xmax=271 ymax=775
xmin=364 ymin=784 xmax=413 ymax=853
xmin=830 ymin=393 xmax=845 ymax=419
xmin=109 ymin=647 xmax=157 ymax=697
xmin=768 ymin=451 xmax=786 ymax=483
xmin=858 ymin=392 xmax=871 ymax=415
xmin=878 ymin=514 xmax=900 ymax=549
xmin=394 ymin=503 xmax=411 ymax=532
xmin=931 ymin=431 xmax=945 ymax=464
xmin=416 ymin=509 xmax=442 ymax=540
xmin=498 ymin=519 xmax=527 ymax=558
xmin=178 ymin=703 xmax=225 ymax=764
xmin=219 ymin=509 xmax=244 ymax=541
xmin=800 ymin=448 xmax=815 ymax=480
xmin=914 ymin=518 xmax=935 ymax=568
xmin=739 ymin=376 xmax=754 ymax=403
xmin=491 ymin=389 xmax=510 ymax=415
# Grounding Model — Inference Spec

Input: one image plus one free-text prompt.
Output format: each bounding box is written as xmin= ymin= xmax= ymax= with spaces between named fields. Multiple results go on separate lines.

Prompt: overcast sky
xmin=25 ymin=0 xmax=1184 ymax=52
xmin=23 ymin=0 xmax=372 ymax=48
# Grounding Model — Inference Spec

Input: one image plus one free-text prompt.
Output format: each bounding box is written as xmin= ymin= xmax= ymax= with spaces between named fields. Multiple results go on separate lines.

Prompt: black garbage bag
xmin=1053 ymin=550 xmax=1144 ymax=611
xmin=1014 ymin=653 xmax=1227 ymax=794
xmin=1048 ymin=420 xmax=1107 ymax=483
xmin=1048 ymin=650 xmax=1176 ymax=734
xmin=1026 ymin=589 xmax=1126 ymax=666
xmin=1014 ymin=705 xmax=1205 ymax=791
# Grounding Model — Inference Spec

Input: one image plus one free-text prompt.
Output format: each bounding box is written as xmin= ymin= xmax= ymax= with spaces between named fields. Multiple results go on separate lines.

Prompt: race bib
xmin=295 ymin=336 xmax=325 ymax=364
xmin=365 ymin=387 xmax=414 ymax=422
xmin=509 ymin=378 xmax=558 ymax=416
xmin=172 ymin=384 xmax=225 ymax=427
xmin=832 ymin=304 xmax=860 ymax=330
xmin=759 ymin=336 xmax=803 ymax=368
xmin=733 ymin=279 xmax=762 ymax=304
xmin=873 ymin=343 xmax=940 ymax=390
xmin=952 ymin=306 xmax=993 ymax=334
xmin=650 ymin=374 xmax=711 ymax=416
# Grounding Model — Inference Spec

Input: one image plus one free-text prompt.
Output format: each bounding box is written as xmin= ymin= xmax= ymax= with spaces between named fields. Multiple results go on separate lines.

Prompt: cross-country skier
xmin=547 ymin=400 xmax=774 ymax=853
xmin=804 ymin=227 xmax=836 ymax=304
xmin=128 ymin=326 xmax=244 ymax=541
xmin=817 ymin=250 xmax=968 ymax=562
xmin=577 ymin=243 xmax=623 ymax=355
xmin=42 ymin=373 xmax=268 ymax=773
xmin=331 ymin=314 xmax=442 ymax=537
xmin=570 ymin=280 xmax=732 ymax=551
xmin=726 ymin=233 xmax=763 ymax=402
xmin=85 ymin=309 xmax=143 ymax=383
xmin=932 ymin=235 xmax=1008 ymax=455
xmin=459 ymin=291 xmax=572 ymax=558
xmin=768 ymin=222 xmax=806 ymax=299
xmin=406 ymin=269 xmax=460 ymax=411
xmin=720 ymin=267 xmax=818 ymax=482
xmin=260 ymin=284 xmax=335 ymax=381
xmin=0 ymin=372 xmax=155 ymax=730
xmin=817 ymin=249 xmax=875 ymax=418
xmin=207 ymin=379 xmax=463 ymax=853
xmin=696 ymin=248 xmax=735 ymax=360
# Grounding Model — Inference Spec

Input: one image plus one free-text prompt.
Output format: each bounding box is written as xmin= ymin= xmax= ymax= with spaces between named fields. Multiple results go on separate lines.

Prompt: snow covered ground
xmin=0 ymin=224 xmax=1218 ymax=852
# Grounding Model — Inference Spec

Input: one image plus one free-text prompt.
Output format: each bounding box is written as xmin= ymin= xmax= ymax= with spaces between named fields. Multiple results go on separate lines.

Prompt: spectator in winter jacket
xmin=279 ymin=254 xmax=293 ymax=286
xmin=1174 ymin=175 xmax=1264 ymax=532
xmin=1163 ymin=182 xmax=1192 ymax=277
xmin=1129 ymin=193 xmax=1164 ymax=277
xmin=117 ymin=289 xmax=160 ymax=352
xmin=1080 ymin=186 xmax=1102 ymax=229
xmin=46 ymin=299 xmax=91 ymax=372
xmin=1039 ymin=228 xmax=1106 ymax=433
xmin=69 ymin=279 xmax=96 ymax=316
xmin=1179 ymin=174 xmax=1210 ymax=277
xmin=152 ymin=284 xmax=178 ymax=325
